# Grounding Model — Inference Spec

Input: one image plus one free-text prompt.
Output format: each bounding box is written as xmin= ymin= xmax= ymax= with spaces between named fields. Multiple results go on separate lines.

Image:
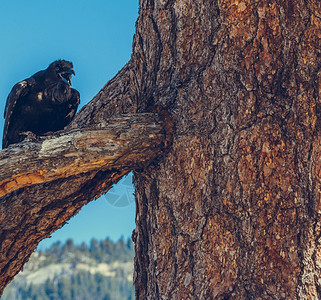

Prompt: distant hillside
xmin=1 ymin=237 xmax=134 ymax=300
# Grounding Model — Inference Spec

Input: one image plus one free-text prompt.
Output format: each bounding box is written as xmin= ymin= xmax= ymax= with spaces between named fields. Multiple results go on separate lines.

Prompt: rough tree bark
xmin=0 ymin=114 xmax=165 ymax=197
xmin=129 ymin=0 xmax=321 ymax=299
xmin=1 ymin=0 xmax=321 ymax=299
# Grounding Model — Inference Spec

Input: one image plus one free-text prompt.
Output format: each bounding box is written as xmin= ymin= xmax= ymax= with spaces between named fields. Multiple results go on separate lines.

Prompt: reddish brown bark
xmin=130 ymin=0 xmax=321 ymax=299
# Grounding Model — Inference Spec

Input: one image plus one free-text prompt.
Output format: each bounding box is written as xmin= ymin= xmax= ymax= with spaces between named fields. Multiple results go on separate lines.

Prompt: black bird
xmin=2 ymin=60 xmax=80 ymax=148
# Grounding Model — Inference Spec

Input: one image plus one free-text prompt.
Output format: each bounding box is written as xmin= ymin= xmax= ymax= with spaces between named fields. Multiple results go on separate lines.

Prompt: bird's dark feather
xmin=2 ymin=60 xmax=80 ymax=148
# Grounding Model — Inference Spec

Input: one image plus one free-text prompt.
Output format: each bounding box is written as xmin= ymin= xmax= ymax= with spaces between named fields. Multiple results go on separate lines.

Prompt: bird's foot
xmin=19 ymin=131 xmax=38 ymax=142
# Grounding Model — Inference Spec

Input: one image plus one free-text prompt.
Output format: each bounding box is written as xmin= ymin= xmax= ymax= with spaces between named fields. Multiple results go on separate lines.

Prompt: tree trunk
xmin=130 ymin=0 xmax=321 ymax=299
xmin=1 ymin=0 xmax=321 ymax=298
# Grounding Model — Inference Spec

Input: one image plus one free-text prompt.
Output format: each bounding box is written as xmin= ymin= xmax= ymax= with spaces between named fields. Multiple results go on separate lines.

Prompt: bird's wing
xmin=3 ymin=78 xmax=35 ymax=147
xmin=4 ymin=79 xmax=35 ymax=119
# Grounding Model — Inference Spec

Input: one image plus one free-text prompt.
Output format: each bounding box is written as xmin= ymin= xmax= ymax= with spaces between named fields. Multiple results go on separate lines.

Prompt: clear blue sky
xmin=0 ymin=0 xmax=138 ymax=248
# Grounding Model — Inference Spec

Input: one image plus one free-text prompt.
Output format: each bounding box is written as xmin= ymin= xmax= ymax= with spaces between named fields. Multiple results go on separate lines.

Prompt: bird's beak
xmin=59 ymin=69 xmax=75 ymax=86
xmin=68 ymin=69 xmax=76 ymax=76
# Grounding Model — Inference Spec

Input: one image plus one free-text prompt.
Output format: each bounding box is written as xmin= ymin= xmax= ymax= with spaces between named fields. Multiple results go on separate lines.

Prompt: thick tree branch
xmin=0 ymin=112 xmax=171 ymax=294
xmin=0 ymin=113 xmax=166 ymax=198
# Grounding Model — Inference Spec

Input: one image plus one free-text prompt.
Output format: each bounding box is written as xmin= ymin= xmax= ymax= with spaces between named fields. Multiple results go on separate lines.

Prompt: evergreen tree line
xmin=2 ymin=237 xmax=134 ymax=300
xmin=44 ymin=236 xmax=134 ymax=264
xmin=5 ymin=271 xmax=134 ymax=300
